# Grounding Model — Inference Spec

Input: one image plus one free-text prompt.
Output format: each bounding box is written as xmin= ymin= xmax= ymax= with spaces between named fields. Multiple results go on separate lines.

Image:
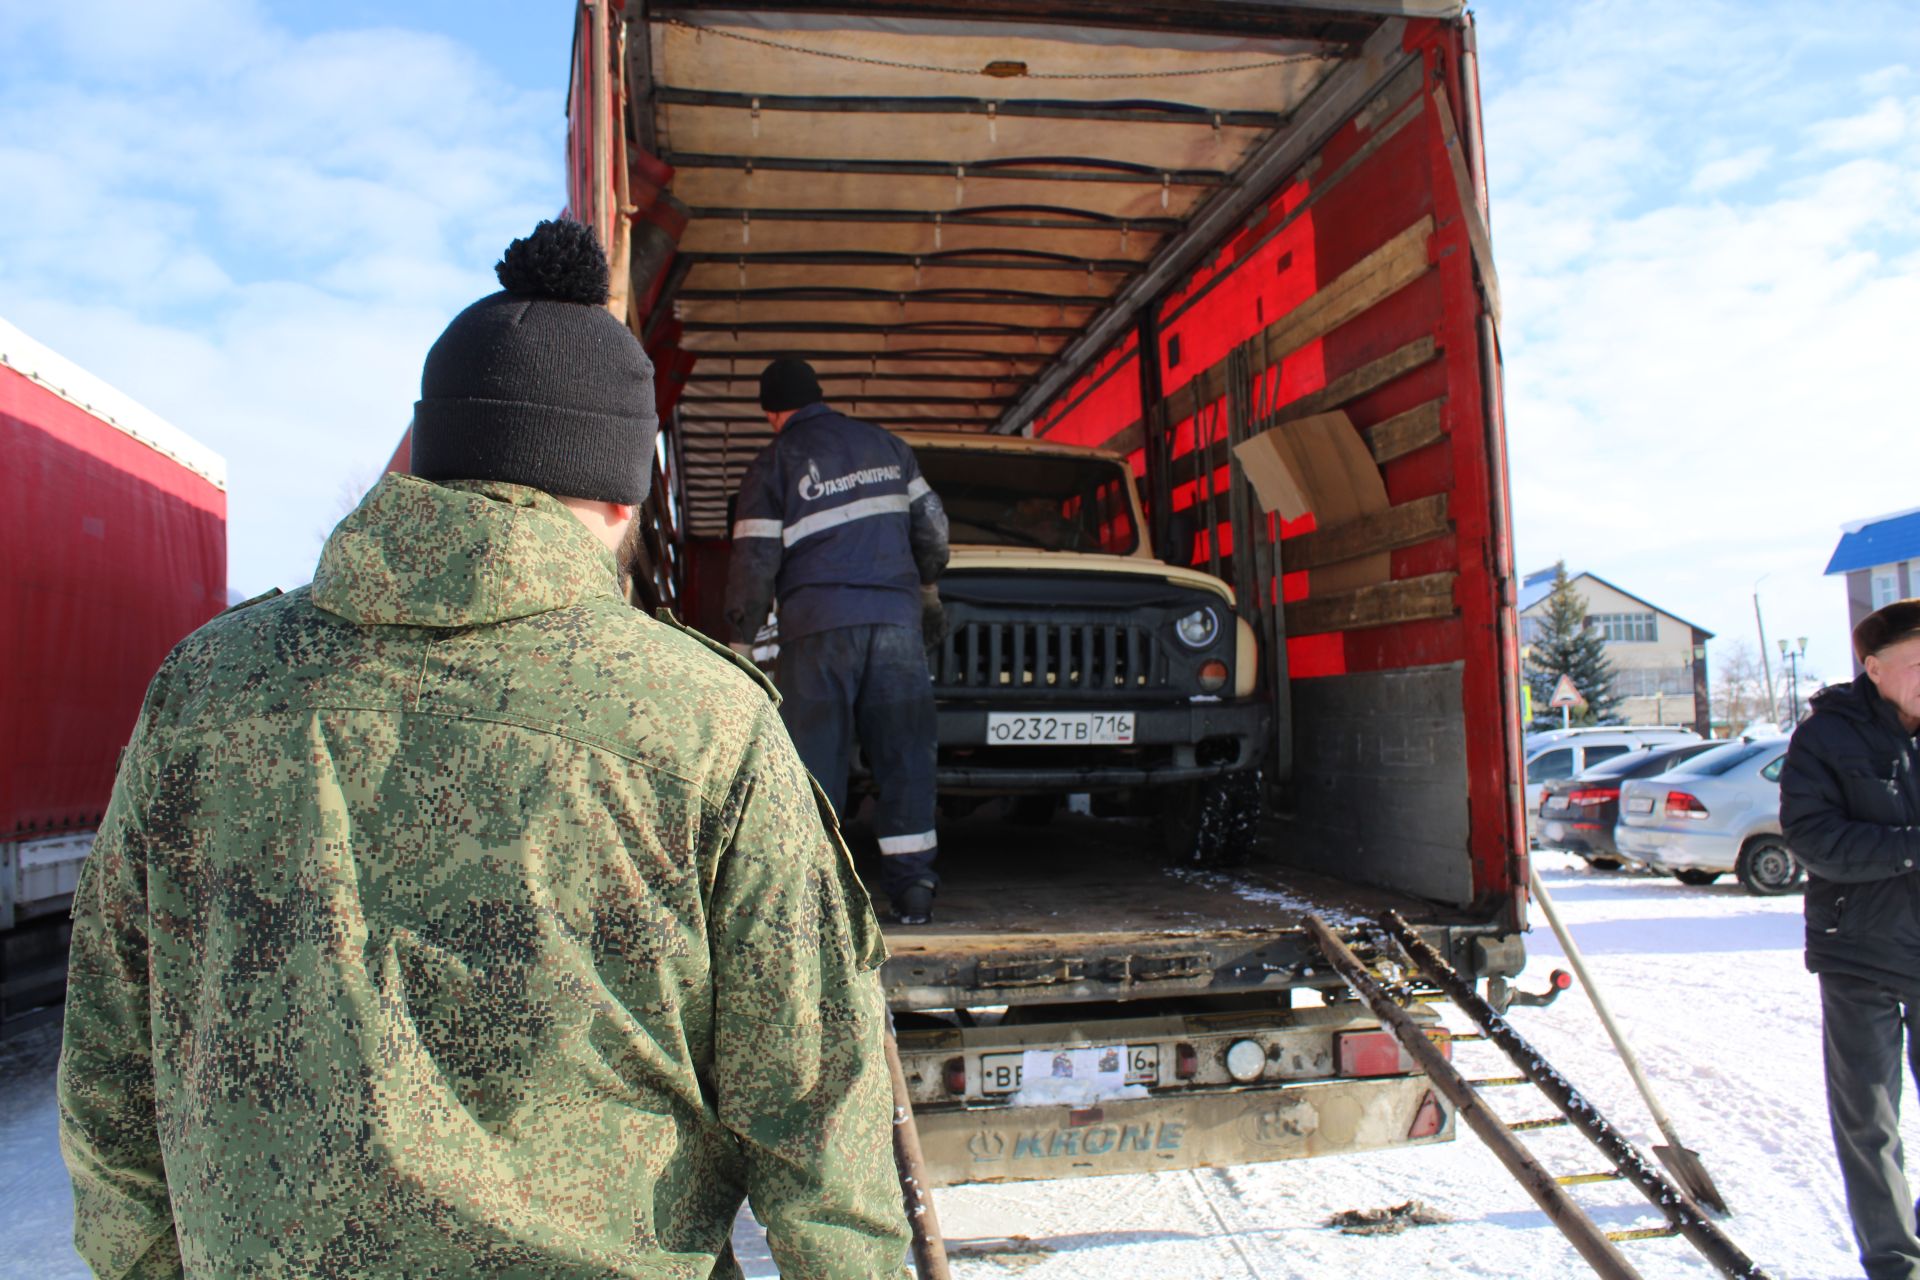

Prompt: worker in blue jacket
xmin=725 ymin=358 xmax=950 ymax=924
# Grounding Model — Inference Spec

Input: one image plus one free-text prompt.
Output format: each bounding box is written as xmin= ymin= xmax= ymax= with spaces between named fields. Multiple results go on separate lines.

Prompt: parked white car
xmin=1613 ymin=735 xmax=1800 ymax=894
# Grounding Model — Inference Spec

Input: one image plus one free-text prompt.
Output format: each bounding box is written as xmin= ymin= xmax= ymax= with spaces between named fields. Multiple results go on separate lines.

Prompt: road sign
xmin=1548 ymin=674 xmax=1587 ymax=709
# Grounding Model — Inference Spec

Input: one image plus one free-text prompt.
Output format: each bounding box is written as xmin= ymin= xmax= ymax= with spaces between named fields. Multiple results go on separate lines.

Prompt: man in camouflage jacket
xmin=57 ymin=221 xmax=911 ymax=1279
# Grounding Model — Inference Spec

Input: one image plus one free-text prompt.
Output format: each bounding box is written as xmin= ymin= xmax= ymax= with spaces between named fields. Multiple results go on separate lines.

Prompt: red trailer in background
xmin=0 ymin=317 xmax=226 ymax=1034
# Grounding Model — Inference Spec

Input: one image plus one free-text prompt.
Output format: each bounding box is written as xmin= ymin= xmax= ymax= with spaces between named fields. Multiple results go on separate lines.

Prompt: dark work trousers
xmin=1823 ymin=972 xmax=1920 ymax=1280
xmin=776 ymin=624 xmax=938 ymax=901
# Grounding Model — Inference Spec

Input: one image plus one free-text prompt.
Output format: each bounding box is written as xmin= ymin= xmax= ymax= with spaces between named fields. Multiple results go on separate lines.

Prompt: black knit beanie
xmin=759 ymin=357 xmax=823 ymax=413
xmin=412 ymin=220 xmax=658 ymax=504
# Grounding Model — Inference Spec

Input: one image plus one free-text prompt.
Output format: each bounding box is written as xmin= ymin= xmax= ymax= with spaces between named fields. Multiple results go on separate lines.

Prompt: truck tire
xmin=1161 ymin=771 xmax=1261 ymax=867
xmin=1673 ymin=869 xmax=1722 ymax=886
xmin=1736 ymin=836 xmax=1802 ymax=896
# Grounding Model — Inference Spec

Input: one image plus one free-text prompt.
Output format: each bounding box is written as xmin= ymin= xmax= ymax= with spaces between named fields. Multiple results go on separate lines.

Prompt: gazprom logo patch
xmin=798 ymin=458 xmax=902 ymax=502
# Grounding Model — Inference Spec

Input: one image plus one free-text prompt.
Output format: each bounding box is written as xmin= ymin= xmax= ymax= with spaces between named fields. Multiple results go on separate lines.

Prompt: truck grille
xmin=936 ymin=618 xmax=1173 ymax=697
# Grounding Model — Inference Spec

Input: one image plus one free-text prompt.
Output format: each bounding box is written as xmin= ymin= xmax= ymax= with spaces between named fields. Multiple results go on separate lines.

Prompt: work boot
xmin=893 ymin=879 xmax=935 ymax=926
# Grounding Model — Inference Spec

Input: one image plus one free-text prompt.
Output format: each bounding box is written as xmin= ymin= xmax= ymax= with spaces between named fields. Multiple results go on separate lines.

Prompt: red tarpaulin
xmin=0 ymin=326 xmax=226 ymax=838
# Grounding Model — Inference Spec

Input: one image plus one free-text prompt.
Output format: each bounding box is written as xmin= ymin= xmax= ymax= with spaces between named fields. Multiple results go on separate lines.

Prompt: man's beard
xmin=616 ymin=515 xmax=645 ymax=603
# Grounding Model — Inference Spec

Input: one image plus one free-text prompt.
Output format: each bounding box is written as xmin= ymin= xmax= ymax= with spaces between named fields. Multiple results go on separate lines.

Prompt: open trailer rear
xmin=555 ymin=0 xmax=1528 ymax=1185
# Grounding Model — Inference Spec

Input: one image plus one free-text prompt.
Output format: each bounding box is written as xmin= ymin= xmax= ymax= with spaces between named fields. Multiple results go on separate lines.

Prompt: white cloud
xmin=0 ymin=1 xmax=563 ymax=593
xmin=1482 ymin=1 xmax=1920 ymax=686
xmin=1689 ymin=145 xmax=1772 ymax=193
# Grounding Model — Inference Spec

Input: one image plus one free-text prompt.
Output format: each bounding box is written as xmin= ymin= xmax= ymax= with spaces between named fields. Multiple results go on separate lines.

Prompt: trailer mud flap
xmin=916 ymin=1076 xmax=1452 ymax=1186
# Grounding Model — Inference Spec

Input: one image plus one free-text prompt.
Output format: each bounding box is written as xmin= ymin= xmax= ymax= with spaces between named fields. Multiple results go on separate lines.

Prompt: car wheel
xmin=1160 ymin=771 xmax=1261 ymax=867
xmin=1586 ymin=856 xmax=1625 ymax=872
xmin=1674 ymin=869 xmax=1722 ymax=886
xmin=1736 ymin=836 xmax=1803 ymax=896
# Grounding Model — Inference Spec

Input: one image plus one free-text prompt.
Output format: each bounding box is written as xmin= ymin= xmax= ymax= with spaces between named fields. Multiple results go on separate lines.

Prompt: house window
xmin=1874 ymin=568 xmax=1901 ymax=608
xmin=1589 ymin=612 xmax=1658 ymax=642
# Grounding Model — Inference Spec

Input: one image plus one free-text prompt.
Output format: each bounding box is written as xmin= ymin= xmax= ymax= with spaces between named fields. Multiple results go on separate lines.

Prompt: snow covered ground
xmin=4 ymin=853 xmax=1905 ymax=1277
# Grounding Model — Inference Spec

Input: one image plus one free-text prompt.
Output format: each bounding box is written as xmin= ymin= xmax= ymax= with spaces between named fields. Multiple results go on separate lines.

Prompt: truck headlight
xmin=1174 ymin=606 xmax=1219 ymax=649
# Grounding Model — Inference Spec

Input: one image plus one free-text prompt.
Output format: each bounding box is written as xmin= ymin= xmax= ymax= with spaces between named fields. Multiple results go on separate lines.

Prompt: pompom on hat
xmin=411 ymin=219 xmax=658 ymax=504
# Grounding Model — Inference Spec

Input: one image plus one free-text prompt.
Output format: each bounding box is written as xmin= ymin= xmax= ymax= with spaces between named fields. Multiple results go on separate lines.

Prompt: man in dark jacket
xmin=725 ymin=358 xmax=950 ymax=923
xmin=1781 ymin=597 xmax=1920 ymax=1280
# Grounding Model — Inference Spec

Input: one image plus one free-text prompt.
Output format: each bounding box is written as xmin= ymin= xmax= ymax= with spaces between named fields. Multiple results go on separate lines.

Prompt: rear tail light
xmin=1197 ymin=660 xmax=1229 ymax=693
xmin=1665 ymin=790 xmax=1710 ymax=820
xmin=1174 ymin=1043 xmax=1200 ymax=1079
xmin=1334 ymin=1029 xmax=1451 ymax=1078
xmin=1567 ymin=786 xmax=1620 ymax=806
xmin=944 ymin=1058 xmax=967 ymax=1095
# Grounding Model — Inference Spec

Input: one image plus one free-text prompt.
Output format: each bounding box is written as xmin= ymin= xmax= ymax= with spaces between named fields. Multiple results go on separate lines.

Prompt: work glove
xmin=920 ymin=584 xmax=949 ymax=649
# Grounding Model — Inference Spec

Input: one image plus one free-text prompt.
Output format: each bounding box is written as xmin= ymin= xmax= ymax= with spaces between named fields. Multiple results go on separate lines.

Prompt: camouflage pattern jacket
xmin=58 ymin=475 xmax=910 ymax=1279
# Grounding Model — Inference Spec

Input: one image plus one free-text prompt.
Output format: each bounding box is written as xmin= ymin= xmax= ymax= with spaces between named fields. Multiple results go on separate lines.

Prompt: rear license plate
xmin=986 ymin=712 xmax=1135 ymax=746
xmin=1545 ymin=821 xmax=1565 ymax=841
xmin=979 ymin=1044 xmax=1159 ymax=1094
xmin=1626 ymin=796 xmax=1654 ymax=815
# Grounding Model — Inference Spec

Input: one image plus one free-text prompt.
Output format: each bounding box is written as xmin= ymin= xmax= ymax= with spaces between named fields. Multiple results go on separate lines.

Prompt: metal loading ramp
xmin=619 ymin=2 xmax=1459 ymax=539
xmin=1306 ymin=914 xmax=1771 ymax=1280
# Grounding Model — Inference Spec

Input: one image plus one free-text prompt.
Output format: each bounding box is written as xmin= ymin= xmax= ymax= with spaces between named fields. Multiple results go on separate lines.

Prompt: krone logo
xmin=967 ymin=1131 xmax=1008 ymax=1162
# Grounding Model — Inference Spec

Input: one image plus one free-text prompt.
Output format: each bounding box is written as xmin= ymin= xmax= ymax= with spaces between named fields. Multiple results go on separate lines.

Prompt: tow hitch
xmin=1488 ymin=968 xmax=1572 ymax=1012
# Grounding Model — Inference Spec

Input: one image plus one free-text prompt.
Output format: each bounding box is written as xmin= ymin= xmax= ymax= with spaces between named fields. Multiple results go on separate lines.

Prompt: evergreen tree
xmin=1523 ymin=562 xmax=1621 ymax=729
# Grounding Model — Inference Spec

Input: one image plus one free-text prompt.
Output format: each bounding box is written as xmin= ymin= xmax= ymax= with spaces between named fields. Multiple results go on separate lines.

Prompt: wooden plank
xmin=1432 ymin=83 xmax=1502 ymax=327
xmin=1257 ymin=215 xmax=1434 ymax=370
xmin=1287 ymin=572 xmax=1456 ymax=636
xmin=1169 ymin=337 xmax=1438 ymax=488
xmin=1367 ymin=397 xmax=1446 ymax=464
xmin=1285 ymin=494 xmax=1450 ymax=573
xmin=1276 ymin=335 xmax=1437 ymax=424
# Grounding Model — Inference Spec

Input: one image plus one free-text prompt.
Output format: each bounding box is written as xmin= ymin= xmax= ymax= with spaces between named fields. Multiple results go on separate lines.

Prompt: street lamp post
xmin=1778 ymin=636 xmax=1808 ymax=724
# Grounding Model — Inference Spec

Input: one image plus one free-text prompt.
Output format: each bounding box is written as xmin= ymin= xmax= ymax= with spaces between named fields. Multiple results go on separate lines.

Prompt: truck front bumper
xmin=933 ymin=699 xmax=1269 ymax=791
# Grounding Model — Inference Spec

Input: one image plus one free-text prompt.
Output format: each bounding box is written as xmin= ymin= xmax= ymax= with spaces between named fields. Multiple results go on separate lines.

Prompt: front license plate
xmin=986 ymin=711 xmax=1135 ymax=746
xmin=979 ymin=1044 xmax=1160 ymax=1094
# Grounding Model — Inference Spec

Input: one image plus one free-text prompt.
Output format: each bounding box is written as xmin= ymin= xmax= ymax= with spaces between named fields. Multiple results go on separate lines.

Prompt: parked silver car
xmin=1614 ymin=736 xmax=1801 ymax=894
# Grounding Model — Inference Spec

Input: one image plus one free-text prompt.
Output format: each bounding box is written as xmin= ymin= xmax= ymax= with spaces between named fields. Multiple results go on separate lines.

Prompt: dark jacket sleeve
xmin=903 ymin=446 xmax=948 ymax=586
xmin=1781 ymin=727 xmax=1920 ymax=883
xmin=724 ymin=446 xmax=785 ymax=644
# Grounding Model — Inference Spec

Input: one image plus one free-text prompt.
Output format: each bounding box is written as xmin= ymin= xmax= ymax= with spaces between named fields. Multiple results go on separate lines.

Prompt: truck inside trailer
xmin=563 ymin=0 xmax=1527 ymax=1182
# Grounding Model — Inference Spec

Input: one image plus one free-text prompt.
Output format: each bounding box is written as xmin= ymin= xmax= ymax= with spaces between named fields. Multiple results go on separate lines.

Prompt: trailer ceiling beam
xmin=676 ymin=348 xmax=1051 ymax=364
xmin=679 ymin=320 xmax=1078 ymax=336
xmin=690 ymin=206 xmax=1182 ymax=232
xmin=995 ymin=16 xmax=1414 ymax=434
xmin=644 ymin=1 xmax=1390 ymax=43
xmin=680 ymin=250 xmax=1144 ymax=274
xmin=677 ymin=287 xmax=1107 ymax=307
xmin=654 ymin=87 xmax=1285 ymax=129
xmin=664 ymin=152 xmax=1230 ymax=186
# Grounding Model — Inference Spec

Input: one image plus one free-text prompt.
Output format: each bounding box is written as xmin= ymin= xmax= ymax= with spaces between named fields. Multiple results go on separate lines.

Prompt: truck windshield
xmin=917 ymin=447 xmax=1138 ymax=555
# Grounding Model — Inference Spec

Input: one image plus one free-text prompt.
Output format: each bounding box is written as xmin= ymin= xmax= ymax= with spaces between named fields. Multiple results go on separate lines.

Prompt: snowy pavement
xmin=5 ymin=853 xmax=1906 ymax=1278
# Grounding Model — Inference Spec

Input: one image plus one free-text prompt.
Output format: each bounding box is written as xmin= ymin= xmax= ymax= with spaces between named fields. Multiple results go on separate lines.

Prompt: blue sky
xmin=4 ymin=1 xmax=1916 ymax=691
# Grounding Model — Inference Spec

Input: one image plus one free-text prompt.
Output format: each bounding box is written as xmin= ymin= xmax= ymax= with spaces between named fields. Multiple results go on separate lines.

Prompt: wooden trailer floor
xmin=850 ymin=811 xmax=1470 ymax=956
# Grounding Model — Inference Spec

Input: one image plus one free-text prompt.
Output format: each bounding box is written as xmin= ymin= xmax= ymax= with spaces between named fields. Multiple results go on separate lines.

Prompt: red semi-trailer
xmin=565 ymin=1 xmax=1531 ymax=1184
xmin=0 ymin=317 xmax=227 ymax=1034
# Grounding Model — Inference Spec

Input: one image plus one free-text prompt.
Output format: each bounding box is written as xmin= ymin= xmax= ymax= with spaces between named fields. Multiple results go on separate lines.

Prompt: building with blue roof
xmin=1825 ymin=506 xmax=1920 ymax=666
